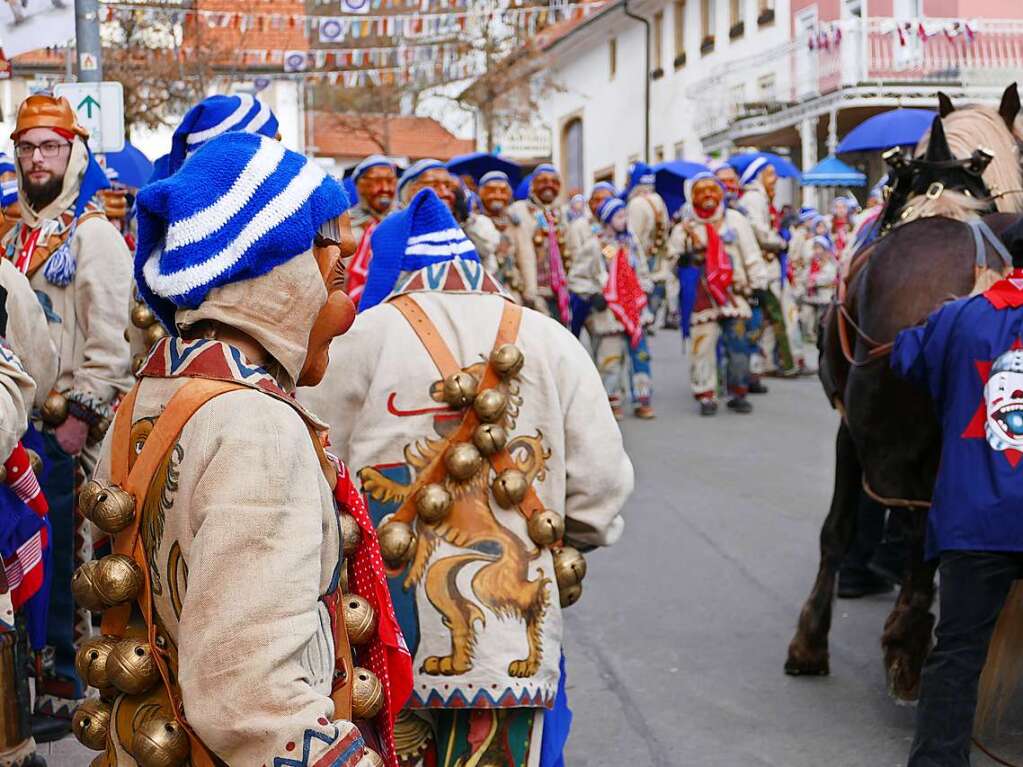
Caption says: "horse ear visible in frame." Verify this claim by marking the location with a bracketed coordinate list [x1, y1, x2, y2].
[999, 82, 1021, 129]
[938, 92, 956, 118]
[925, 116, 954, 162]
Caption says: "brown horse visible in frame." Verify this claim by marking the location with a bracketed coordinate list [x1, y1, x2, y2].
[784, 83, 1023, 702]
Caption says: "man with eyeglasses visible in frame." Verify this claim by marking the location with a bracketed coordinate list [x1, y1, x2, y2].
[3, 93, 132, 734]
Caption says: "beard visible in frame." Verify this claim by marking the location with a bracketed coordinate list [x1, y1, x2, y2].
[484, 200, 505, 214]
[24, 173, 64, 212]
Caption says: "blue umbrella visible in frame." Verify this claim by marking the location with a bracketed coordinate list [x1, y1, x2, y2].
[651, 160, 711, 217]
[728, 151, 801, 180]
[802, 155, 867, 187]
[514, 173, 533, 201]
[101, 141, 153, 190]
[837, 109, 936, 153]
[447, 152, 521, 185]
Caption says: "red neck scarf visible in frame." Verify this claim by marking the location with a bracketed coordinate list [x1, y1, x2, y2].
[346, 219, 379, 309]
[604, 245, 648, 348]
[694, 206, 733, 307]
[984, 268, 1023, 309]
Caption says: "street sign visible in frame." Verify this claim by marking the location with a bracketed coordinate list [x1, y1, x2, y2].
[53, 81, 124, 153]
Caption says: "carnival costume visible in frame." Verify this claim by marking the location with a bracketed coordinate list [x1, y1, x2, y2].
[300, 189, 632, 767]
[625, 164, 675, 326]
[0, 260, 58, 767]
[3, 94, 133, 720]
[797, 235, 838, 350]
[568, 196, 655, 418]
[77, 132, 397, 766]
[347, 155, 397, 308]
[507, 165, 573, 325]
[673, 173, 766, 415]
[738, 158, 799, 376]
[476, 170, 525, 300]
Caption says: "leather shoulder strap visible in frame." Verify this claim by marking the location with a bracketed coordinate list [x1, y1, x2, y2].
[389, 294, 461, 377]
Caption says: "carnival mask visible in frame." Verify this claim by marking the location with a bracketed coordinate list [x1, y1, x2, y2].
[715, 167, 740, 197]
[588, 189, 612, 219]
[480, 181, 511, 215]
[691, 178, 723, 216]
[984, 348, 1023, 453]
[298, 214, 357, 387]
[407, 168, 456, 212]
[761, 165, 778, 200]
[533, 172, 561, 205]
[610, 208, 629, 233]
[356, 166, 397, 216]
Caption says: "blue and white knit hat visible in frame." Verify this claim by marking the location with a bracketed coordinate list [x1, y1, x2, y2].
[799, 206, 819, 223]
[360, 188, 479, 313]
[739, 156, 770, 186]
[135, 132, 349, 330]
[533, 163, 559, 177]
[398, 158, 444, 199]
[813, 234, 835, 251]
[0, 152, 14, 177]
[0, 152, 16, 208]
[598, 196, 626, 224]
[591, 181, 617, 197]
[352, 154, 395, 183]
[479, 170, 511, 188]
[166, 94, 279, 178]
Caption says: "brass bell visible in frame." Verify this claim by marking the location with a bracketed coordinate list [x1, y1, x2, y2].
[340, 513, 362, 557]
[89, 487, 136, 534]
[75, 635, 120, 690]
[78, 479, 105, 518]
[492, 469, 528, 509]
[130, 302, 156, 329]
[415, 483, 453, 524]
[490, 344, 524, 378]
[527, 510, 565, 547]
[343, 594, 378, 645]
[26, 449, 42, 476]
[473, 423, 507, 456]
[442, 371, 478, 409]
[144, 322, 168, 348]
[107, 638, 159, 695]
[72, 698, 113, 751]
[71, 560, 107, 612]
[473, 389, 508, 423]
[553, 546, 587, 589]
[132, 353, 148, 376]
[444, 443, 482, 482]
[93, 554, 143, 607]
[559, 582, 583, 608]
[377, 521, 416, 568]
[131, 713, 191, 767]
[351, 667, 385, 719]
[41, 392, 69, 425]
[361, 749, 385, 767]
[89, 416, 112, 445]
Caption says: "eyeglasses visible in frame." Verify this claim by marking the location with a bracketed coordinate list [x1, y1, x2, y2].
[14, 141, 71, 160]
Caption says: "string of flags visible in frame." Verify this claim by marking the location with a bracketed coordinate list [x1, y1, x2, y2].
[808, 18, 978, 51]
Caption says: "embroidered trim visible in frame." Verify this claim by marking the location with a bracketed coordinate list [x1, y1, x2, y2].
[388, 255, 510, 302]
[65, 389, 114, 426]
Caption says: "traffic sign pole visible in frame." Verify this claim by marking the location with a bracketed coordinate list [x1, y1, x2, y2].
[74, 0, 103, 82]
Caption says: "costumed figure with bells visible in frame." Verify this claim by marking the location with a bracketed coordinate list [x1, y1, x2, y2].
[507, 164, 574, 326]
[3, 94, 133, 725]
[345, 155, 397, 309]
[567, 196, 656, 420]
[673, 171, 766, 417]
[300, 188, 633, 767]
[77, 132, 405, 766]
[796, 235, 838, 352]
[565, 182, 614, 339]
[477, 170, 526, 301]
[625, 163, 676, 329]
[0, 260, 60, 767]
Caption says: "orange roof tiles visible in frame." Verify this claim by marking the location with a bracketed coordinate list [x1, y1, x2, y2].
[311, 112, 473, 162]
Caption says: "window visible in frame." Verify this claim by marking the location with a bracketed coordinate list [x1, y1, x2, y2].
[700, 0, 716, 54]
[729, 0, 744, 39]
[673, 1, 687, 68]
[654, 145, 666, 163]
[593, 166, 615, 186]
[609, 37, 617, 80]
[758, 73, 777, 102]
[674, 141, 687, 159]
[757, 0, 774, 26]
[652, 12, 665, 77]
[562, 118, 584, 192]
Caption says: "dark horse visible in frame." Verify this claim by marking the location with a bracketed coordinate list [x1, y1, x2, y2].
[784, 84, 1023, 702]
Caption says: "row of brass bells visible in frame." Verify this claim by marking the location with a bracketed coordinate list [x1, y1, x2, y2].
[378, 519, 416, 568]
[130, 301, 156, 329]
[132, 712, 191, 767]
[351, 667, 385, 719]
[343, 594, 378, 645]
[107, 637, 160, 695]
[145, 322, 169, 348]
[72, 554, 143, 612]
[442, 371, 478, 409]
[75, 635, 120, 691]
[492, 469, 528, 509]
[340, 513, 361, 557]
[473, 423, 507, 456]
[473, 389, 508, 423]
[72, 698, 113, 750]
[554, 546, 587, 608]
[79, 480, 136, 535]
[490, 344, 524, 378]
[40, 392, 69, 426]
[445, 443, 482, 482]
[527, 510, 565, 547]
[415, 483, 452, 524]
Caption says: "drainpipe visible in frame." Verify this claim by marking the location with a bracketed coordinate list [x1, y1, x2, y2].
[623, 0, 651, 164]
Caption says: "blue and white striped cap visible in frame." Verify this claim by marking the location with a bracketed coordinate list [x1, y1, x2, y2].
[398, 158, 445, 199]
[352, 154, 395, 183]
[479, 170, 511, 187]
[0, 179, 16, 208]
[598, 196, 626, 224]
[0, 152, 15, 177]
[360, 188, 479, 312]
[739, 156, 770, 186]
[534, 163, 559, 177]
[136, 132, 349, 330]
[591, 181, 617, 197]
[168, 94, 279, 177]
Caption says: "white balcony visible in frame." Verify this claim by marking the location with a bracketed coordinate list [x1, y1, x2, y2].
[688, 17, 1023, 146]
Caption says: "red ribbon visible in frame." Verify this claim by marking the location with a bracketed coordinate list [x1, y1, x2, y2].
[346, 220, 378, 309]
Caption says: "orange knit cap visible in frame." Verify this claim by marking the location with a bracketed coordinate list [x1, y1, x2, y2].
[12, 94, 89, 141]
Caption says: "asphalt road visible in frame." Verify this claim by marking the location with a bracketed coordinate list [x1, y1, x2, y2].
[46, 330, 1023, 766]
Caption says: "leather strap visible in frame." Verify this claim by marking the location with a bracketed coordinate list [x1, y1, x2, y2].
[388, 296, 547, 526]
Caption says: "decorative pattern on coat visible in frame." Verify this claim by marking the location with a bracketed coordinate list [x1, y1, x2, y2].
[360, 362, 553, 680]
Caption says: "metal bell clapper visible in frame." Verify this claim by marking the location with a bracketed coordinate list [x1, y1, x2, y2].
[527, 510, 565, 547]
[553, 546, 587, 589]
[472, 423, 507, 456]
[442, 371, 478, 408]
[377, 520, 417, 568]
[490, 344, 524, 377]
[473, 389, 508, 423]
[415, 483, 453, 524]
[444, 443, 483, 482]
[492, 469, 528, 508]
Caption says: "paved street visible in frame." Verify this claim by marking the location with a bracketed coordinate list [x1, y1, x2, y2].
[45, 330, 1023, 766]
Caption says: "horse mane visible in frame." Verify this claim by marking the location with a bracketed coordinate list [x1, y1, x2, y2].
[915, 105, 1023, 214]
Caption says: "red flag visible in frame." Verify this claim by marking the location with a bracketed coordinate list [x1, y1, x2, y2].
[604, 246, 648, 349]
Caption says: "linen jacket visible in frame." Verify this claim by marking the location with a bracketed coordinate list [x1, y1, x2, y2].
[300, 266, 632, 712]
[0, 259, 57, 410]
[506, 199, 573, 310]
[738, 185, 785, 285]
[627, 189, 671, 281]
[568, 230, 652, 337]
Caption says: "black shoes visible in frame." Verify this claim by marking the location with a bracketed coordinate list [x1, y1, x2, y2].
[748, 379, 769, 395]
[699, 400, 718, 417]
[727, 397, 753, 414]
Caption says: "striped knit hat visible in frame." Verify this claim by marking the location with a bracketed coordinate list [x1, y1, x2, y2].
[135, 132, 349, 330]
[352, 154, 395, 183]
[598, 196, 626, 224]
[360, 188, 479, 312]
[739, 156, 770, 186]
[166, 94, 279, 178]
[479, 170, 511, 188]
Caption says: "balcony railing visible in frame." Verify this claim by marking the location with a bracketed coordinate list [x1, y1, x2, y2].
[687, 17, 1023, 140]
